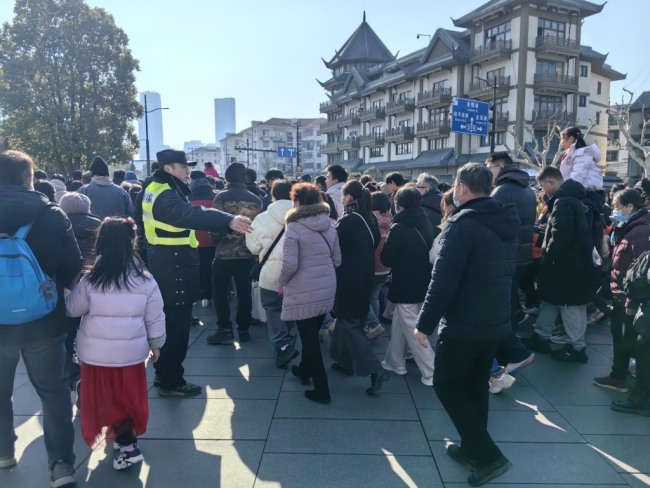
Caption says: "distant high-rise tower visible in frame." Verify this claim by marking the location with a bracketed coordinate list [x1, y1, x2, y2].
[214, 98, 236, 146]
[138, 91, 165, 160]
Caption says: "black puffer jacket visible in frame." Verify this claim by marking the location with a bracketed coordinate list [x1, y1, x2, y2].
[538, 179, 600, 306]
[421, 189, 443, 238]
[0, 186, 82, 345]
[381, 206, 434, 304]
[68, 213, 102, 270]
[416, 197, 519, 340]
[136, 170, 234, 306]
[335, 208, 380, 318]
[491, 166, 536, 266]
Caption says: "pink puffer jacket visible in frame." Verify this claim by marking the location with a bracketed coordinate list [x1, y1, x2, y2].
[66, 270, 166, 367]
[373, 210, 392, 274]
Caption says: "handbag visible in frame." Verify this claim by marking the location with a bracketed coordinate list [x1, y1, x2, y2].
[250, 228, 285, 281]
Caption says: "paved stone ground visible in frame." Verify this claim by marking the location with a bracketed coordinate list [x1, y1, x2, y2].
[1, 304, 649, 487]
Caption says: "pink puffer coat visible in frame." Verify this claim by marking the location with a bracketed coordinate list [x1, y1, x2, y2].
[560, 143, 603, 191]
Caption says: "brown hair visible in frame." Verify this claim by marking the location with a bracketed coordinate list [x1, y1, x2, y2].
[0, 150, 34, 186]
[290, 183, 323, 206]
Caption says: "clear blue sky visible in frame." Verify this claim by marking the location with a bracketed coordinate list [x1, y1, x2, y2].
[1, 0, 646, 150]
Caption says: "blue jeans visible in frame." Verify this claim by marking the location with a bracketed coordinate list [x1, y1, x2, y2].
[0, 334, 75, 470]
[366, 275, 389, 328]
[260, 288, 295, 350]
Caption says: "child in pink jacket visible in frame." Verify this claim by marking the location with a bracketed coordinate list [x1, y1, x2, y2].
[66, 217, 166, 471]
[559, 126, 603, 191]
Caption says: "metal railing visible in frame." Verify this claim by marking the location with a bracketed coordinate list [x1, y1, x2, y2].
[471, 39, 512, 58]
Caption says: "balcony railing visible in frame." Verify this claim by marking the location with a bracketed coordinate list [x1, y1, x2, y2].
[535, 35, 579, 55]
[470, 39, 513, 62]
[467, 76, 510, 99]
[321, 141, 340, 153]
[338, 112, 361, 127]
[339, 136, 360, 151]
[359, 134, 386, 147]
[416, 120, 450, 137]
[320, 120, 339, 133]
[319, 100, 339, 113]
[417, 87, 452, 107]
[532, 110, 576, 128]
[385, 126, 415, 142]
[385, 98, 416, 115]
[495, 111, 510, 130]
[359, 106, 386, 121]
[534, 73, 578, 92]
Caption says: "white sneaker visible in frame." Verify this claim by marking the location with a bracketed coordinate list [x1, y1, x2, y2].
[489, 373, 516, 394]
[201, 299, 209, 308]
[381, 360, 407, 375]
[420, 376, 433, 387]
[505, 353, 535, 374]
[367, 324, 386, 340]
[0, 457, 16, 469]
[113, 445, 144, 471]
[550, 333, 570, 344]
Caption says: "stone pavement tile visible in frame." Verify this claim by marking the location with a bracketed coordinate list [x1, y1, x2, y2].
[430, 441, 626, 485]
[281, 367, 410, 394]
[591, 344, 615, 360]
[521, 359, 626, 406]
[444, 484, 629, 487]
[585, 435, 650, 474]
[142, 398, 275, 440]
[557, 405, 650, 435]
[148, 375, 282, 400]
[254, 453, 442, 487]
[186, 340, 277, 358]
[587, 326, 615, 346]
[198, 325, 274, 343]
[557, 404, 649, 436]
[274, 391, 419, 421]
[13, 373, 29, 391]
[182, 357, 285, 377]
[78, 440, 264, 488]
[621, 473, 650, 487]
[265, 419, 431, 455]
[0, 415, 93, 488]
[420, 409, 583, 443]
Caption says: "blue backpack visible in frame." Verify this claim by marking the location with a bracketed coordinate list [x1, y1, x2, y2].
[0, 221, 58, 325]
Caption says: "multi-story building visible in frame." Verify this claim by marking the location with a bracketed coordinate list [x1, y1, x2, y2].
[138, 91, 167, 160]
[220, 118, 327, 177]
[318, 2, 625, 180]
[606, 110, 629, 178]
[214, 98, 236, 146]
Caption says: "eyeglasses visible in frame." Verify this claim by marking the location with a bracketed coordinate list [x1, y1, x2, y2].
[415, 186, 428, 190]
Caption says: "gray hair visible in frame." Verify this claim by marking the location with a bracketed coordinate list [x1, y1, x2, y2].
[416, 173, 439, 191]
[455, 163, 492, 196]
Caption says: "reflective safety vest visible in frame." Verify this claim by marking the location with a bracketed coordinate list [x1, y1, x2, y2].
[142, 181, 198, 247]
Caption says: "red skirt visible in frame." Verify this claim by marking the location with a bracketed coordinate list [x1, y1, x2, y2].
[80, 362, 149, 447]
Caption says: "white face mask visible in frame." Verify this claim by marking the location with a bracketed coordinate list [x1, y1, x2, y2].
[453, 185, 463, 208]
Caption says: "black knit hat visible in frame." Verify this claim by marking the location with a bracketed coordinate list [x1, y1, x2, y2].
[89, 156, 109, 177]
[225, 162, 246, 183]
[190, 170, 206, 180]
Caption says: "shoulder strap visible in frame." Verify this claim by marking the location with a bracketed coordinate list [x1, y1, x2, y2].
[260, 228, 285, 267]
[352, 212, 375, 246]
[398, 223, 430, 252]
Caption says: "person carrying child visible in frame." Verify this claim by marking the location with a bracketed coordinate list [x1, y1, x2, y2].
[66, 217, 166, 470]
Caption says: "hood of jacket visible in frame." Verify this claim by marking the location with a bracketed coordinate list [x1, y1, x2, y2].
[555, 178, 586, 200]
[90, 175, 113, 187]
[393, 206, 429, 230]
[374, 210, 392, 235]
[189, 178, 215, 200]
[286, 203, 331, 232]
[267, 199, 293, 226]
[495, 166, 530, 188]
[421, 188, 442, 212]
[152, 169, 191, 197]
[572, 143, 602, 163]
[0, 185, 50, 231]
[450, 196, 519, 243]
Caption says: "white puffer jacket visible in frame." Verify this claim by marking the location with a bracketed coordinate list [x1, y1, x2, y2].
[560, 143, 604, 191]
[66, 269, 166, 367]
[246, 199, 293, 292]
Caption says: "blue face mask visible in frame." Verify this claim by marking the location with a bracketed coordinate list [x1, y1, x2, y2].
[453, 186, 462, 208]
[612, 209, 631, 223]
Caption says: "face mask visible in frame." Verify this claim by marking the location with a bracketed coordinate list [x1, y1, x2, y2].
[453, 186, 462, 208]
[612, 209, 631, 223]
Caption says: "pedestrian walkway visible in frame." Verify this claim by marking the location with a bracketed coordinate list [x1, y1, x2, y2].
[1, 305, 648, 487]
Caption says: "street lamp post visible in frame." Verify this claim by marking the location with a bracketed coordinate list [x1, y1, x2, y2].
[144, 94, 169, 176]
[476, 76, 498, 154]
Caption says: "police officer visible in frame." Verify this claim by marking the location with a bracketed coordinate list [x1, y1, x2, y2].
[137, 149, 252, 397]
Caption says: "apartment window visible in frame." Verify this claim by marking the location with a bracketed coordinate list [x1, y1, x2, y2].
[429, 138, 448, 150]
[486, 67, 505, 82]
[606, 150, 619, 162]
[596, 112, 601, 124]
[262, 130, 269, 136]
[494, 97, 508, 114]
[397, 119, 411, 128]
[370, 147, 384, 157]
[349, 131, 358, 138]
[395, 143, 412, 155]
[274, 132, 283, 140]
[432, 80, 448, 91]
[484, 21, 511, 44]
[372, 126, 382, 136]
[609, 130, 620, 140]
[536, 60, 564, 75]
[534, 95, 563, 115]
[480, 132, 505, 147]
[580, 65, 588, 77]
[372, 100, 384, 109]
[397, 90, 412, 101]
[538, 18, 566, 38]
[597, 81, 602, 95]
[430, 107, 449, 123]
[348, 150, 359, 159]
[262, 141, 270, 148]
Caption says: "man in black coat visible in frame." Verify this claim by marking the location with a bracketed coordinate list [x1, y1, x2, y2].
[135, 149, 253, 397]
[415, 163, 517, 486]
[415, 173, 443, 238]
[487, 152, 537, 372]
[0, 150, 82, 485]
[522, 167, 598, 364]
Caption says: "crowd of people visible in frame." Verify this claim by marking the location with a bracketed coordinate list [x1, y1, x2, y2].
[0, 125, 648, 487]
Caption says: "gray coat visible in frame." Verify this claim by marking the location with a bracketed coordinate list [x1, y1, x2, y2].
[79, 177, 134, 219]
[279, 203, 341, 321]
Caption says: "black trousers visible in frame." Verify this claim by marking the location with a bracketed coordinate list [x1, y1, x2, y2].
[297, 315, 329, 395]
[198, 247, 216, 300]
[636, 334, 650, 396]
[610, 302, 636, 381]
[153, 304, 192, 389]
[433, 335, 504, 467]
[212, 259, 254, 331]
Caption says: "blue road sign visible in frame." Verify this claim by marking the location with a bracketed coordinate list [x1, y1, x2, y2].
[451, 97, 490, 136]
[277, 146, 297, 158]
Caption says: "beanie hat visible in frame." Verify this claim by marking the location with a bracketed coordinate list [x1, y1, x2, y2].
[49, 178, 67, 203]
[190, 170, 206, 180]
[124, 171, 138, 181]
[89, 156, 109, 177]
[34, 170, 48, 180]
[224, 162, 246, 184]
[59, 192, 91, 215]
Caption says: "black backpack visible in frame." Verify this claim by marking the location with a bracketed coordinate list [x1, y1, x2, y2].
[624, 250, 650, 301]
